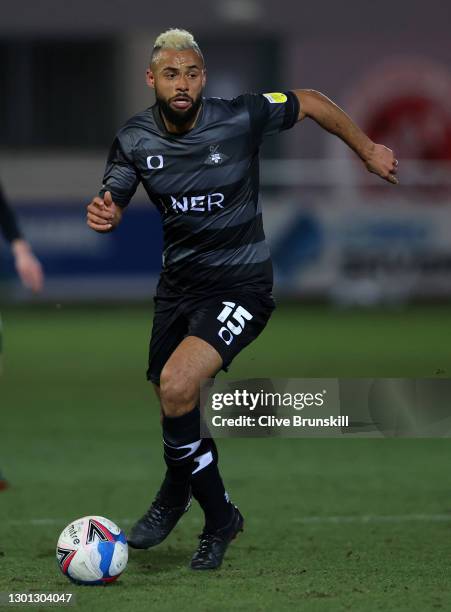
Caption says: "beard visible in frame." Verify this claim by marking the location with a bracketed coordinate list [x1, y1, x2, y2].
[156, 92, 203, 129]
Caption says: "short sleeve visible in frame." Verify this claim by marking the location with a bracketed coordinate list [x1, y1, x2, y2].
[239, 91, 299, 144]
[100, 132, 140, 208]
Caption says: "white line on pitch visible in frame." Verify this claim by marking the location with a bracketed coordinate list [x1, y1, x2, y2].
[4, 514, 451, 527]
[291, 514, 451, 524]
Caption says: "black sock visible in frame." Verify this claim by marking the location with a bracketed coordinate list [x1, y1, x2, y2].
[191, 438, 234, 531]
[158, 406, 201, 506]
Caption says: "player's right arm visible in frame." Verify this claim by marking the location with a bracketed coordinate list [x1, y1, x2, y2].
[86, 190, 123, 233]
[87, 132, 140, 233]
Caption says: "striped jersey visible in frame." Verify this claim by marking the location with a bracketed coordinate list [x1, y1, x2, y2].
[101, 91, 299, 295]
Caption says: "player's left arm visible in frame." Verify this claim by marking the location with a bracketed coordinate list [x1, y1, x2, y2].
[293, 89, 398, 184]
[0, 183, 44, 292]
[11, 239, 44, 293]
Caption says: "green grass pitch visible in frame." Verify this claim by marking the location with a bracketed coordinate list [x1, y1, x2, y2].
[1, 303, 451, 611]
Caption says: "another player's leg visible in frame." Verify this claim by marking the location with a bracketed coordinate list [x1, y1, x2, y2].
[0, 470, 8, 491]
[0, 316, 7, 491]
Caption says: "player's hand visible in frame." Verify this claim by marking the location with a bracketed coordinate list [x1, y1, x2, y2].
[12, 240, 44, 293]
[86, 191, 122, 233]
[364, 143, 399, 185]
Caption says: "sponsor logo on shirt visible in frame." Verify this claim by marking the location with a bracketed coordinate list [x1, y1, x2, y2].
[147, 155, 164, 169]
[263, 92, 287, 104]
[170, 193, 225, 213]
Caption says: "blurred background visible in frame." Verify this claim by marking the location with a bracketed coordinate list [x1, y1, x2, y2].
[2, 3, 451, 605]
[1, 0, 451, 304]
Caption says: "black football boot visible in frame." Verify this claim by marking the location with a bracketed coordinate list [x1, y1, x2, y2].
[128, 491, 191, 549]
[190, 505, 244, 570]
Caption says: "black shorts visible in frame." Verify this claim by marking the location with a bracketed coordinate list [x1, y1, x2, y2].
[146, 280, 275, 385]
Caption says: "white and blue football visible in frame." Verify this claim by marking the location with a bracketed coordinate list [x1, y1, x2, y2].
[56, 516, 128, 585]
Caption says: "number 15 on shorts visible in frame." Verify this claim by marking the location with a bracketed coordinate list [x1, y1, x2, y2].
[217, 301, 253, 345]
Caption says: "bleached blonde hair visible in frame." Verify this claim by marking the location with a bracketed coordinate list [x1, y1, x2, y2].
[151, 28, 204, 65]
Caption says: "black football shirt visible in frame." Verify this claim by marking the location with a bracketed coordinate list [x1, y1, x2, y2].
[0, 182, 22, 243]
[100, 91, 299, 295]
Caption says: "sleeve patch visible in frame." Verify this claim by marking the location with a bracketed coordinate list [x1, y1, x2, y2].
[263, 92, 288, 104]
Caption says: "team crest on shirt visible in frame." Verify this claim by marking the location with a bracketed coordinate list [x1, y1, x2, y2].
[204, 144, 229, 166]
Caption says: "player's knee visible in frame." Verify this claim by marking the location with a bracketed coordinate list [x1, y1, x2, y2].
[159, 366, 198, 417]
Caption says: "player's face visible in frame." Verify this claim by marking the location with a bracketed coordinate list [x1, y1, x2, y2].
[146, 49, 206, 128]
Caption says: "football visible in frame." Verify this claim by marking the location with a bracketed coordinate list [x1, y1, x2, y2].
[56, 516, 128, 585]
